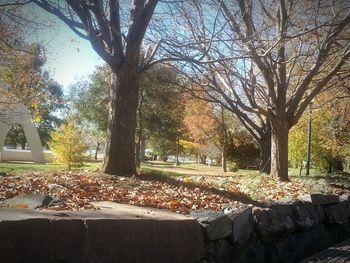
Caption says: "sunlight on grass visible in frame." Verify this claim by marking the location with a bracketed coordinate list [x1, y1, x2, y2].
[141, 161, 261, 178]
[0, 161, 102, 174]
[140, 161, 346, 202]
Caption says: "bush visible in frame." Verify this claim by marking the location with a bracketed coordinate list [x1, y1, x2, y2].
[49, 122, 88, 170]
[227, 161, 239, 172]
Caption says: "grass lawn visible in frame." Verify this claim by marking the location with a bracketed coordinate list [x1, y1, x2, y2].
[0, 161, 101, 174]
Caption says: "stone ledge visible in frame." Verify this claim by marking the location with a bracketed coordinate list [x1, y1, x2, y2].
[0, 203, 204, 263]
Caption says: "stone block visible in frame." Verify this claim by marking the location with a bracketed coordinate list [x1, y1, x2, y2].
[294, 202, 320, 230]
[299, 194, 340, 205]
[226, 206, 254, 244]
[324, 202, 350, 224]
[253, 207, 296, 241]
[190, 210, 232, 241]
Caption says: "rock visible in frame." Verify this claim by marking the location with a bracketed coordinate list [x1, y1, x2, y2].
[253, 207, 296, 241]
[4, 175, 21, 180]
[324, 202, 350, 224]
[291, 225, 330, 261]
[274, 198, 298, 206]
[1, 194, 54, 209]
[48, 183, 66, 191]
[299, 194, 340, 205]
[315, 205, 325, 222]
[212, 239, 233, 263]
[226, 206, 254, 244]
[294, 202, 320, 230]
[340, 193, 349, 202]
[190, 210, 232, 241]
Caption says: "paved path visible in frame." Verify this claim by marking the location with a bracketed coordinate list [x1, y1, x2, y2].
[300, 239, 350, 262]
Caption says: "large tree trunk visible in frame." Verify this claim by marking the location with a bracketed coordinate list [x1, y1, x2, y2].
[270, 121, 289, 181]
[199, 154, 207, 164]
[259, 131, 271, 174]
[102, 69, 139, 176]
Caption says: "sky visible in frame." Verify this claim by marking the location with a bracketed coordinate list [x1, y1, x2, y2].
[25, 3, 104, 93]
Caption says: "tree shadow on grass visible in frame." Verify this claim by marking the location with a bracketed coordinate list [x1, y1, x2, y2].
[139, 171, 265, 208]
[142, 161, 199, 171]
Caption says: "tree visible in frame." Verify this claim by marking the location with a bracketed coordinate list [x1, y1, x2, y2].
[289, 89, 350, 173]
[184, 96, 232, 172]
[2, 44, 64, 148]
[49, 121, 88, 170]
[5, 124, 26, 149]
[69, 65, 110, 133]
[227, 127, 260, 170]
[36, 81, 65, 147]
[68, 63, 185, 163]
[140, 66, 186, 163]
[159, 0, 350, 180]
[0, 3, 54, 118]
[31, 0, 160, 176]
[69, 65, 110, 159]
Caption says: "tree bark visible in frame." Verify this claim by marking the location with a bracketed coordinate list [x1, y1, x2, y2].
[102, 68, 139, 176]
[259, 131, 271, 174]
[222, 148, 227, 173]
[199, 154, 207, 164]
[270, 121, 289, 181]
[222, 140, 227, 172]
[94, 141, 100, 160]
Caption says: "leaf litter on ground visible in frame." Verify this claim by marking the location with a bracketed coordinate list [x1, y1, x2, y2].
[0, 170, 348, 213]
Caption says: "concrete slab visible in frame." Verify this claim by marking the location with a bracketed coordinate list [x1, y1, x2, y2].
[0, 201, 190, 221]
[0, 203, 205, 263]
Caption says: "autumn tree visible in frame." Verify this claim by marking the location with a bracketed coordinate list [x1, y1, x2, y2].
[184, 96, 232, 172]
[0, 18, 47, 111]
[158, 0, 350, 180]
[289, 88, 350, 173]
[49, 121, 88, 170]
[28, 0, 162, 176]
[0, 31, 64, 148]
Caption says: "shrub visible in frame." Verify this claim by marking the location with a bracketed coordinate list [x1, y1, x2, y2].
[49, 122, 88, 169]
[227, 161, 239, 172]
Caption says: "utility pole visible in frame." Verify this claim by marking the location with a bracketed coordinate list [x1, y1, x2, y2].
[306, 103, 313, 175]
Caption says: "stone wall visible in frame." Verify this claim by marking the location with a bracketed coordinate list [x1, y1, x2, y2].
[0, 203, 204, 263]
[191, 194, 350, 263]
[2, 194, 350, 262]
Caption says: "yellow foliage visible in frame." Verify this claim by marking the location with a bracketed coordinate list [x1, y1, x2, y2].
[49, 122, 88, 170]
